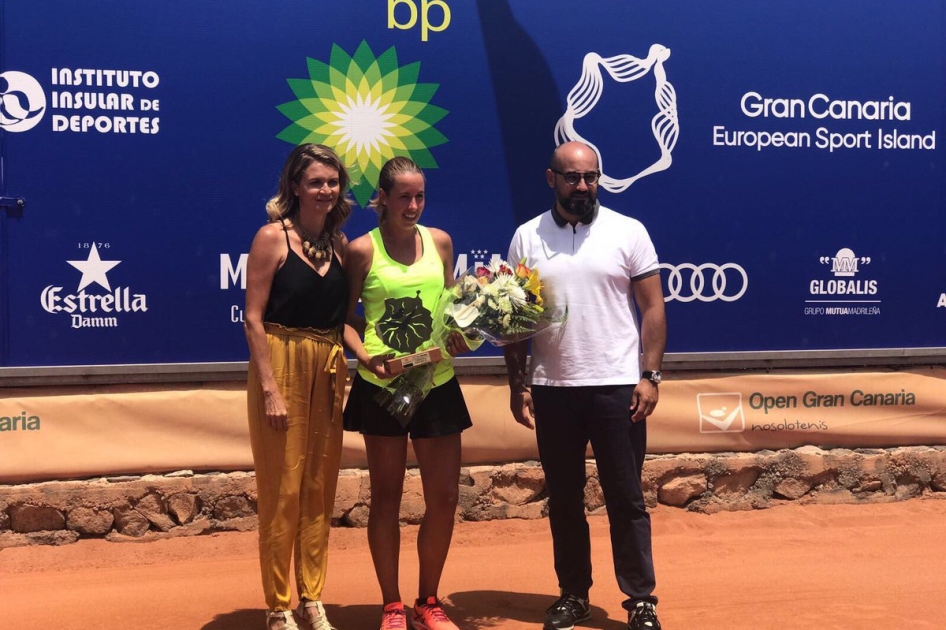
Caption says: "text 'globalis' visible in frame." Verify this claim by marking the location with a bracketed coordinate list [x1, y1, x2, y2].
[809, 280, 878, 295]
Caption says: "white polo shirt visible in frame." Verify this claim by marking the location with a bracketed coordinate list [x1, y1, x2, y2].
[507, 204, 660, 387]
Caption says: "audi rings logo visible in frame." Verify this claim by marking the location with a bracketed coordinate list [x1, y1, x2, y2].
[661, 262, 748, 303]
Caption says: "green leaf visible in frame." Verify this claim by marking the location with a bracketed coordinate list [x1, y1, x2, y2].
[286, 79, 318, 100]
[352, 40, 376, 72]
[305, 58, 331, 84]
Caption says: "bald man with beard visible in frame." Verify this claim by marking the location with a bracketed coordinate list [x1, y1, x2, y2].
[504, 142, 667, 630]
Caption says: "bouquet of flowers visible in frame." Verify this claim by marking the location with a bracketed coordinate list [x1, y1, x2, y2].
[375, 259, 566, 425]
[443, 259, 566, 345]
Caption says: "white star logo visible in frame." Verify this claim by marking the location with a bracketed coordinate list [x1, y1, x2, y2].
[67, 244, 121, 291]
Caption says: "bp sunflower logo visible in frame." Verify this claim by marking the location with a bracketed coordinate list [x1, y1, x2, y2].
[276, 41, 449, 207]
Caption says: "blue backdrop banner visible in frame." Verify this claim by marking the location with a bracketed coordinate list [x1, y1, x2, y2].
[0, 0, 943, 366]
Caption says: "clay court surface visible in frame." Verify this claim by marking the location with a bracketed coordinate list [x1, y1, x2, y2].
[2, 499, 944, 630]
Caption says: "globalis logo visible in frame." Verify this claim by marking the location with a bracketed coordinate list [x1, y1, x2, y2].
[276, 40, 448, 207]
[810, 247, 877, 296]
[804, 247, 880, 316]
[40, 243, 148, 328]
[0, 71, 46, 132]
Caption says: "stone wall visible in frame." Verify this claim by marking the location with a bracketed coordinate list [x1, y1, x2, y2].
[2, 445, 945, 548]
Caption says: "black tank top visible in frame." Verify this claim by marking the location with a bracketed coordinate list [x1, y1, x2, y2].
[263, 222, 348, 329]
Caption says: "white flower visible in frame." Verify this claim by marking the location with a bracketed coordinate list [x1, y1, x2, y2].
[445, 301, 481, 327]
[494, 275, 527, 303]
[487, 258, 514, 276]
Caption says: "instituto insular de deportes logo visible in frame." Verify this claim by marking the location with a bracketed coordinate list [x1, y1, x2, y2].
[275, 41, 448, 207]
[2, 67, 161, 135]
[0, 71, 46, 132]
[40, 243, 148, 329]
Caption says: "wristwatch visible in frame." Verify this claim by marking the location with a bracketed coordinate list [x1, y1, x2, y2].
[641, 370, 662, 386]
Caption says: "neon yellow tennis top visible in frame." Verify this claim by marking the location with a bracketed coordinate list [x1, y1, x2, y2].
[358, 225, 454, 387]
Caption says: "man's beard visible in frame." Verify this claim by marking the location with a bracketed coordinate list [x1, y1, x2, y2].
[558, 190, 596, 218]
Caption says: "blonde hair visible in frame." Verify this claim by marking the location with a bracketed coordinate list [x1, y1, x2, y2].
[265, 144, 352, 237]
[367, 156, 425, 224]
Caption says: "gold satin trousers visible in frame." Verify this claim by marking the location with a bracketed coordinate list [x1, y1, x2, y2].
[247, 324, 346, 611]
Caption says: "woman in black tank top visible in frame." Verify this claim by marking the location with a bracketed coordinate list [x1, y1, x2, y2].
[264, 220, 348, 329]
[244, 144, 354, 630]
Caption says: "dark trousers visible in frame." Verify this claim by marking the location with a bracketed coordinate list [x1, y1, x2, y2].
[532, 384, 657, 611]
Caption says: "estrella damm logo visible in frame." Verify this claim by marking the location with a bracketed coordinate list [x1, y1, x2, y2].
[276, 41, 449, 207]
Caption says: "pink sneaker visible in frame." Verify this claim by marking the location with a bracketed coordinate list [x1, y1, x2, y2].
[380, 602, 409, 630]
[411, 596, 459, 630]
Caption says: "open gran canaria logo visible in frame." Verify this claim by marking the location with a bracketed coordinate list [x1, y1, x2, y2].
[276, 40, 448, 207]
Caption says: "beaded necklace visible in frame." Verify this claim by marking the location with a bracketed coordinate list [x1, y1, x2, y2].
[295, 220, 331, 262]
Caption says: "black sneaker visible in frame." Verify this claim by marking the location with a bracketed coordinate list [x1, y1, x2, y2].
[627, 601, 661, 630]
[543, 592, 591, 630]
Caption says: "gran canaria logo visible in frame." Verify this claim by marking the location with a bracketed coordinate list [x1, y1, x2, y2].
[555, 44, 679, 193]
[276, 41, 448, 207]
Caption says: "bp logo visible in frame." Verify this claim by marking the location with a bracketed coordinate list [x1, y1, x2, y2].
[0, 71, 46, 132]
[276, 41, 448, 207]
